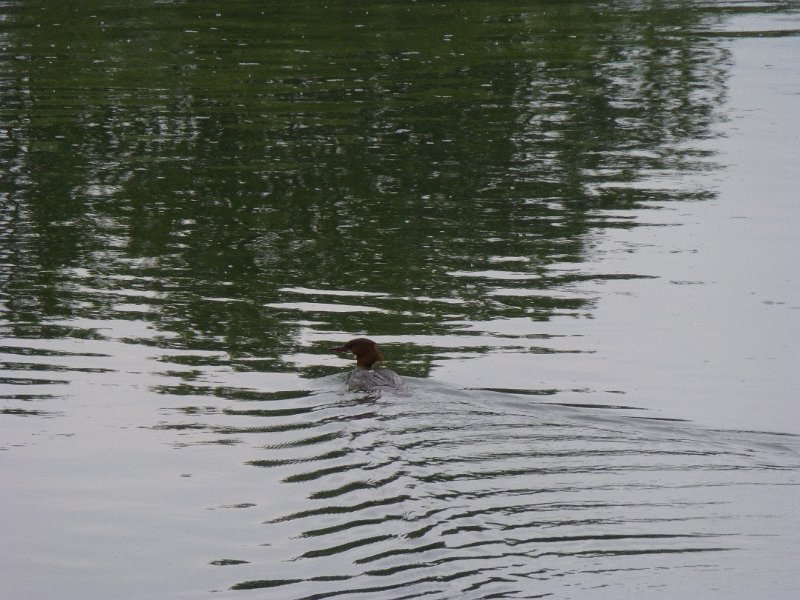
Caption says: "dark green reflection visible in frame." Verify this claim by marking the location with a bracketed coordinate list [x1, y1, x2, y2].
[0, 1, 727, 371]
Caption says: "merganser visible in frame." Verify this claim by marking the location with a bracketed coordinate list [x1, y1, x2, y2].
[331, 338, 403, 392]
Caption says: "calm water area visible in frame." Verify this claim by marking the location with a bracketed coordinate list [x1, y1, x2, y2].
[2, 1, 799, 598]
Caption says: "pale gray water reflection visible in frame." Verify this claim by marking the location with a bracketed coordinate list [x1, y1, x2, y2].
[2, 0, 800, 598]
[3, 337, 798, 598]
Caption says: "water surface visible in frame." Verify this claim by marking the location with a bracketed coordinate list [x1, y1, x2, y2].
[2, 1, 799, 598]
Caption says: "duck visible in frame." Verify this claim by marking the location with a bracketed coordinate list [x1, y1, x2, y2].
[331, 337, 404, 392]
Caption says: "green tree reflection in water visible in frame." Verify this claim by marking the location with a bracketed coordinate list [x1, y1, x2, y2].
[1, 0, 727, 374]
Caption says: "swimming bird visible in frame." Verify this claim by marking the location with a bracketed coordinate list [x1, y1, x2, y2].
[331, 338, 403, 391]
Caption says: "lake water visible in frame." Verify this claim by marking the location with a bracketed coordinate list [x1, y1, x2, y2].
[2, 1, 799, 598]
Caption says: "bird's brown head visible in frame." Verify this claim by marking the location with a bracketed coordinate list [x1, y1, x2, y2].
[331, 337, 385, 369]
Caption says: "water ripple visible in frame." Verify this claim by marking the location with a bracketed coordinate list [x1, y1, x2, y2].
[177, 384, 800, 598]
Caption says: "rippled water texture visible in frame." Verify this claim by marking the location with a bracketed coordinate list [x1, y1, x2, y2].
[2, 1, 799, 598]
